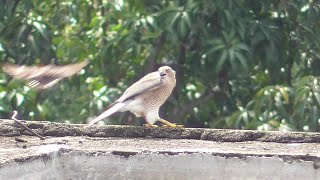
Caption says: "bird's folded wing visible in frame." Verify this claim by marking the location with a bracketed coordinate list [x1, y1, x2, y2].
[118, 71, 163, 102]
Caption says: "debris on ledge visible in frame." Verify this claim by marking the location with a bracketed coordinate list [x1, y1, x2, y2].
[0, 119, 320, 180]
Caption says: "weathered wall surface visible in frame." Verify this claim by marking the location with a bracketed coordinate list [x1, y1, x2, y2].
[1, 149, 319, 180]
[0, 120, 320, 180]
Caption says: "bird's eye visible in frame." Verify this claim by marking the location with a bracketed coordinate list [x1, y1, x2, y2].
[166, 69, 170, 72]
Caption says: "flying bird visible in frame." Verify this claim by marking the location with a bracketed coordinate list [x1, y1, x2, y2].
[3, 60, 89, 89]
[87, 66, 182, 128]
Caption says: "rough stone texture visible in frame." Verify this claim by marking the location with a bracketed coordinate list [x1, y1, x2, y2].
[0, 119, 320, 180]
[2, 119, 320, 143]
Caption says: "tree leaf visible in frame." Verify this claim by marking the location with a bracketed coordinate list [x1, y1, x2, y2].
[216, 49, 228, 72]
[33, 21, 49, 42]
[16, 93, 24, 106]
[234, 51, 248, 70]
[279, 87, 290, 104]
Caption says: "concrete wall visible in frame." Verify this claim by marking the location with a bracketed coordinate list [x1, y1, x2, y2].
[1, 150, 319, 180]
[1, 121, 320, 180]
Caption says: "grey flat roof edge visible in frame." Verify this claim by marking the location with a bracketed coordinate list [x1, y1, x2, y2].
[1, 119, 320, 143]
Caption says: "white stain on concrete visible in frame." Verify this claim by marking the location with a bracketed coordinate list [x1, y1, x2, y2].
[36, 144, 68, 154]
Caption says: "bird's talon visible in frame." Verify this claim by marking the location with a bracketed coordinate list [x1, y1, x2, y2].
[143, 124, 158, 128]
[161, 124, 184, 128]
[159, 119, 184, 128]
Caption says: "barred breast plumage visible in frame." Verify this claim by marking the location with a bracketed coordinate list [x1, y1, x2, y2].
[86, 66, 181, 128]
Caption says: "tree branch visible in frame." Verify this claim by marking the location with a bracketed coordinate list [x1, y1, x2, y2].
[11, 111, 46, 140]
[143, 32, 166, 74]
[173, 41, 186, 99]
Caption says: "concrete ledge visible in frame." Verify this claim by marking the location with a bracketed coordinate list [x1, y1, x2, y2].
[1, 119, 320, 143]
[0, 119, 320, 179]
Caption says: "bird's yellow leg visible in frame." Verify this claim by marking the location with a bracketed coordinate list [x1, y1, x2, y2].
[159, 119, 184, 128]
[142, 115, 158, 128]
[143, 123, 158, 128]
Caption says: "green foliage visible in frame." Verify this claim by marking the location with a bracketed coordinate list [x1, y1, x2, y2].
[1, 0, 320, 131]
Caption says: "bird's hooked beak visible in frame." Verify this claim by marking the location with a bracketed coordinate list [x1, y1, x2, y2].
[160, 71, 166, 77]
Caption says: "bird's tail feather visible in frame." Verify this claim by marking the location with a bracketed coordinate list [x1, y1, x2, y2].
[86, 102, 126, 127]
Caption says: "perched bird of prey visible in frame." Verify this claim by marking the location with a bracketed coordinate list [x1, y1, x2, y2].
[87, 66, 182, 128]
[3, 60, 89, 89]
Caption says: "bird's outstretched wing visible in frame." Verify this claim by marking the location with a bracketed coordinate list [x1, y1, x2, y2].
[118, 71, 164, 102]
[3, 60, 89, 89]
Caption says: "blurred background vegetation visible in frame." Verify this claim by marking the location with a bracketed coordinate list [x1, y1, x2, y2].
[1, 0, 320, 131]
